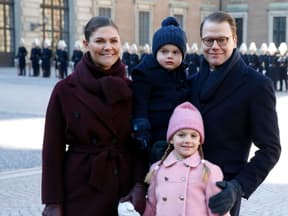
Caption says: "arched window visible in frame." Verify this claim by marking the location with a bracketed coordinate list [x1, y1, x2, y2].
[0, 0, 14, 66]
[41, 0, 69, 51]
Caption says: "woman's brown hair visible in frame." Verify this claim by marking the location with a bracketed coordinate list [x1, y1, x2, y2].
[84, 16, 119, 41]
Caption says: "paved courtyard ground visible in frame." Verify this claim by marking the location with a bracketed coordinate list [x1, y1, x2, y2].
[0, 67, 287, 215]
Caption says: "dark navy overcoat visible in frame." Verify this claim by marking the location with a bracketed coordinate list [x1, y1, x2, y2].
[188, 50, 281, 198]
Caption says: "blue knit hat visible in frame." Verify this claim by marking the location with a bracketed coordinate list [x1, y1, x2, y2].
[152, 16, 187, 58]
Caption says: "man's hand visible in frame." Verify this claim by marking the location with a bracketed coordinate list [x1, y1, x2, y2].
[208, 180, 243, 215]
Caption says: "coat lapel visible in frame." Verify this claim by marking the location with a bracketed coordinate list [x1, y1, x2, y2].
[201, 63, 248, 115]
[69, 78, 118, 136]
[192, 52, 249, 115]
[66, 54, 131, 136]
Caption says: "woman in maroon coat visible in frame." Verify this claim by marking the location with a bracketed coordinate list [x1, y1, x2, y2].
[42, 16, 147, 216]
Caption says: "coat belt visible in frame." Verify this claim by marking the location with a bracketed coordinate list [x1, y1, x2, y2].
[68, 145, 130, 193]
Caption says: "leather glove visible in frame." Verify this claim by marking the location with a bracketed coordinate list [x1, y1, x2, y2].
[208, 180, 243, 215]
[133, 130, 151, 152]
[119, 183, 147, 214]
[149, 140, 168, 163]
[42, 204, 63, 216]
[132, 118, 151, 152]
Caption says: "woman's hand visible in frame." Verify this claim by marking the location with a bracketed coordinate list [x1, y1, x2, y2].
[120, 183, 147, 214]
[42, 204, 63, 216]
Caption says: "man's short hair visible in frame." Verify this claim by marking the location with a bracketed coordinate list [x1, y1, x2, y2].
[200, 11, 237, 38]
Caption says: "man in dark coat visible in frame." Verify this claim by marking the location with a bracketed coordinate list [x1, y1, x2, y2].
[266, 46, 279, 91]
[41, 39, 53, 78]
[71, 40, 83, 70]
[247, 42, 260, 71]
[278, 43, 288, 91]
[56, 40, 69, 79]
[30, 38, 42, 77]
[258, 43, 269, 75]
[188, 11, 281, 216]
[128, 44, 140, 78]
[184, 43, 200, 77]
[121, 42, 131, 77]
[16, 39, 28, 76]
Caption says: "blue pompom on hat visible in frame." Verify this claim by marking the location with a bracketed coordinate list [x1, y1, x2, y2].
[152, 16, 187, 58]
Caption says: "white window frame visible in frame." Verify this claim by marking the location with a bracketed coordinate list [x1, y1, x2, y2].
[268, 10, 288, 44]
[229, 11, 248, 45]
[135, 2, 154, 46]
[94, 0, 115, 20]
[169, 2, 188, 31]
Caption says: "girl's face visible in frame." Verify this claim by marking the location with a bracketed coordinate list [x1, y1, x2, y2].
[170, 128, 201, 159]
[156, 44, 183, 70]
[83, 26, 121, 70]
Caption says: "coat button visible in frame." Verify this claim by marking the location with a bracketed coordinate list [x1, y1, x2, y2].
[181, 176, 185, 181]
[179, 195, 184, 201]
[162, 197, 167, 202]
[90, 138, 97, 145]
[111, 137, 118, 144]
[73, 111, 80, 119]
[164, 176, 169, 181]
[113, 169, 118, 176]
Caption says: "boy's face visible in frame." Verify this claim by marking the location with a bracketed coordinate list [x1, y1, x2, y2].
[170, 128, 201, 159]
[156, 44, 183, 70]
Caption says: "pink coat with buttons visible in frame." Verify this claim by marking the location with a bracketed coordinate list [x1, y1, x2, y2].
[143, 151, 230, 216]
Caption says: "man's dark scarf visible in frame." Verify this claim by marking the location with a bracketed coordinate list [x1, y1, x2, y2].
[198, 49, 241, 103]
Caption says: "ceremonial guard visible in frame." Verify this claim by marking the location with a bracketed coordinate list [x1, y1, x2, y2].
[30, 38, 42, 76]
[128, 43, 140, 78]
[266, 42, 279, 90]
[184, 42, 200, 77]
[16, 38, 28, 76]
[71, 40, 83, 69]
[258, 43, 269, 75]
[41, 39, 53, 78]
[247, 42, 260, 71]
[56, 40, 69, 79]
[121, 42, 131, 76]
[239, 42, 249, 65]
[278, 42, 288, 91]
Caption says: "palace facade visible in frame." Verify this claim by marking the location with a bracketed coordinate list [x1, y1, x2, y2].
[1, 0, 288, 66]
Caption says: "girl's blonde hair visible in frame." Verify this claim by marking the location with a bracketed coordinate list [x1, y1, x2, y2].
[144, 143, 174, 184]
[144, 143, 210, 184]
[198, 145, 210, 183]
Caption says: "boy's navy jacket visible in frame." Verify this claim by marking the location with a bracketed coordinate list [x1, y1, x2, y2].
[132, 54, 188, 145]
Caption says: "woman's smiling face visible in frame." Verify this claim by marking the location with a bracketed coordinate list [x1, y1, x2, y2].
[84, 26, 121, 70]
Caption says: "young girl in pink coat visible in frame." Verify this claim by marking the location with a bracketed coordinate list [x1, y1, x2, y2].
[143, 102, 230, 216]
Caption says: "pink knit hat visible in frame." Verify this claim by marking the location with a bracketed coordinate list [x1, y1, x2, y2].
[166, 102, 204, 144]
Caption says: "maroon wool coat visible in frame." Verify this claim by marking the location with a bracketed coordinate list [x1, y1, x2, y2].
[42, 54, 137, 216]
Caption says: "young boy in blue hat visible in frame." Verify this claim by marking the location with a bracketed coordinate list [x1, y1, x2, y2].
[131, 16, 189, 164]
